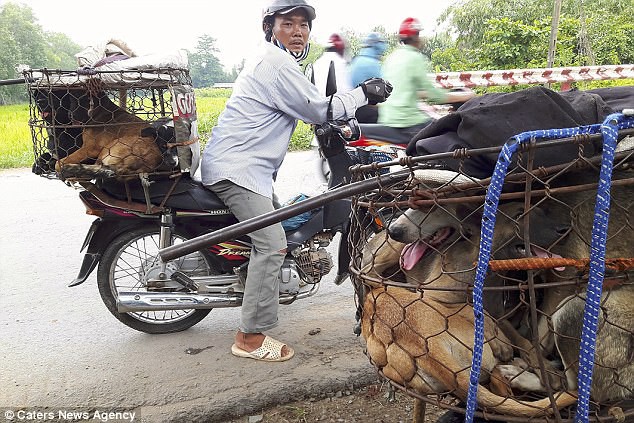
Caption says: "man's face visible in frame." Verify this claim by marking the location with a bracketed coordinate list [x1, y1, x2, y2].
[271, 9, 310, 54]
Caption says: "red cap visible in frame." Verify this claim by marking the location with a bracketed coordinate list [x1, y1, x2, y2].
[399, 17, 422, 39]
[327, 33, 345, 56]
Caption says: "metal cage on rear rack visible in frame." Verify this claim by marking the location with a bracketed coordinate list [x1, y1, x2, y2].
[25, 65, 199, 184]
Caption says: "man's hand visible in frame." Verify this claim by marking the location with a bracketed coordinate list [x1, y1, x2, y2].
[359, 78, 393, 105]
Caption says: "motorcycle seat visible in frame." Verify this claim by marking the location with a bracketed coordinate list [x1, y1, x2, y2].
[359, 124, 411, 144]
[98, 175, 228, 212]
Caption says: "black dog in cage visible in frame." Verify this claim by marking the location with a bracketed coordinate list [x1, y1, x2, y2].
[31, 88, 84, 175]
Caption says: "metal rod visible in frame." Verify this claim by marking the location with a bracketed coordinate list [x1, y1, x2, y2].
[0, 78, 28, 86]
[158, 170, 411, 262]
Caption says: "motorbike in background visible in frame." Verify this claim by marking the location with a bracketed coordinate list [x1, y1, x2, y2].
[314, 88, 474, 184]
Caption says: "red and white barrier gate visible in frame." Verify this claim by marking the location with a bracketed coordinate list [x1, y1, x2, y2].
[431, 64, 634, 89]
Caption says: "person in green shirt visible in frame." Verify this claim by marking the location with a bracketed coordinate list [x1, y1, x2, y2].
[366, 17, 474, 143]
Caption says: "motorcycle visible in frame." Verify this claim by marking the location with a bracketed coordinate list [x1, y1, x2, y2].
[67, 70, 380, 334]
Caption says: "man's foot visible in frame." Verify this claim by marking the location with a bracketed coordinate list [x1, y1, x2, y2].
[231, 331, 294, 362]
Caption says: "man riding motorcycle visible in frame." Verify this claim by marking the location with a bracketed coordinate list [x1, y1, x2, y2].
[362, 17, 474, 145]
[200, 0, 392, 362]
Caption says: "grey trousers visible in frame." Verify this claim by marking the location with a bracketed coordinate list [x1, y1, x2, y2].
[209, 180, 287, 333]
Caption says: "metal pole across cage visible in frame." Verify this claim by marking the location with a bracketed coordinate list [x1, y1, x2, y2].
[158, 170, 411, 262]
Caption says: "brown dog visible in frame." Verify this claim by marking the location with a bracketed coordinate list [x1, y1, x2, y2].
[55, 90, 174, 179]
[360, 201, 577, 417]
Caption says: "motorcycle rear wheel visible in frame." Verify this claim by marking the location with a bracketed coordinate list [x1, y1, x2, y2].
[97, 227, 217, 334]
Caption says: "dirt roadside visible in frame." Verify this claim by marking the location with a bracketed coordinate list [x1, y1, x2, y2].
[227, 382, 449, 423]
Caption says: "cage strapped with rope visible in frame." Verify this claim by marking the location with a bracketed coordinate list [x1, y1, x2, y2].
[349, 112, 634, 422]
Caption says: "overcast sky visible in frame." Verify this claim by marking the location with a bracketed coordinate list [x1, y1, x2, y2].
[9, 0, 456, 70]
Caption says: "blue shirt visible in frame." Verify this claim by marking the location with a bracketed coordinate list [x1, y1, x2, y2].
[349, 47, 383, 88]
[201, 42, 367, 198]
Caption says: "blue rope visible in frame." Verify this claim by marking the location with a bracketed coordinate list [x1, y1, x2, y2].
[464, 113, 634, 423]
[574, 113, 634, 422]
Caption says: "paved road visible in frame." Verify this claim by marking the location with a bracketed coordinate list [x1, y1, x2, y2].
[0, 151, 379, 422]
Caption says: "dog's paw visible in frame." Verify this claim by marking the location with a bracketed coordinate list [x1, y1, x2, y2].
[489, 338, 513, 363]
[496, 364, 545, 392]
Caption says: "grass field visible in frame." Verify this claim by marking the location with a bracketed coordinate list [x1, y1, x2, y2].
[0, 103, 33, 168]
[0, 90, 314, 170]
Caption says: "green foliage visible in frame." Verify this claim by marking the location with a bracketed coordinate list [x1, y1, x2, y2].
[476, 18, 544, 69]
[43, 32, 83, 70]
[436, 0, 634, 75]
[430, 45, 476, 72]
[195, 87, 234, 98]
[289, 121, 314, 151]
[188, 35, 231, 88]
[195, 96, 229, 148]
[0, 2, 81, 104]
[586, 14, 634, 65]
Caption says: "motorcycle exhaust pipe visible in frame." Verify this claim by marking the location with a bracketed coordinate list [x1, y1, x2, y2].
[116, 285, 319, 312]
[117, 292, 242, 312]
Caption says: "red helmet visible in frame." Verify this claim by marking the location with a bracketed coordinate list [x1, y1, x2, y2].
[399, 17, 422, 39]
[327, 33, 345, 56]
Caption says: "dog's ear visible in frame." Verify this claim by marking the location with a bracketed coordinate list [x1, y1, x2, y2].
[454, 203, 482, 239]
[140, 127, 157, 138]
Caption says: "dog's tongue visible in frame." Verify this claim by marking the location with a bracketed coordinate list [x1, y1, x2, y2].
[530, 245, 565, 271]
[401, 241, 429, 271]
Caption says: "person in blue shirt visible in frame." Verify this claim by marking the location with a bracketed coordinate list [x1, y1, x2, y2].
[349, 32, 387, 123]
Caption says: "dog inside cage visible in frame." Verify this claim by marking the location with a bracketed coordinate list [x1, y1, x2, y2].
[28, 69, 191, 181]
[349, 135, 634, 421]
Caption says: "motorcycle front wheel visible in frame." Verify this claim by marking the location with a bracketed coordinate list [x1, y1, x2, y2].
[97, 227, 217, 334]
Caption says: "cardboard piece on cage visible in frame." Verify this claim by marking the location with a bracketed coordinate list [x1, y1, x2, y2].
[407, 86, 634, 178]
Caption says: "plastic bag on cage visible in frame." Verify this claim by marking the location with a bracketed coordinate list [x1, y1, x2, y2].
[280, 193, 318, 231]
[170, 85, 200, 177]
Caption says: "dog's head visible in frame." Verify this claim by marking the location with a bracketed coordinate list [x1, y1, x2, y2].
[140, 118, 179, 170]
[492, 202, 570, 262]
[388, 202, 479, 271]
[33, 88, 73, 124]
[388, 201, 570, 272]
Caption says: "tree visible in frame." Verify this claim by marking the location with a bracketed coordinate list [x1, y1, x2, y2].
[0, 2, 82, 104]
[44, 32, 83, 70]
[188, 35, 229, 88]
[434, 0, 634, 72]
[228, 59, 245, 82]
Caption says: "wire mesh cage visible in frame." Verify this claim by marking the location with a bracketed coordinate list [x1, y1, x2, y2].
[346, 144, 406, 177]
[348, 126, 634, 422]
[25, 67, 198, 183]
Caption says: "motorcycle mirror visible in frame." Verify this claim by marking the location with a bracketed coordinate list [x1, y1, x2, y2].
[325, 61, 337, 97]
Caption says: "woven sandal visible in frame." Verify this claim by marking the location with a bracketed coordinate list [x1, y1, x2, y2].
[231, 336, 294, 362]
